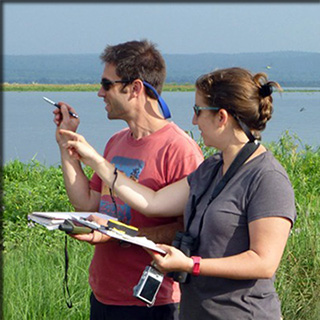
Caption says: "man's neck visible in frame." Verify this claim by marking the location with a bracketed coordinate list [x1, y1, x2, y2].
[122, 97, 170, 140]
[127, 117, 170, 140]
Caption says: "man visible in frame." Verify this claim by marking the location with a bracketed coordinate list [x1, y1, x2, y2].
[54, 39, 203, 320]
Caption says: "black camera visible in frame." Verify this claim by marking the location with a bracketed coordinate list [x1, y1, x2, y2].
[168, 231, 197, 283]
[133, 266, 164, 306]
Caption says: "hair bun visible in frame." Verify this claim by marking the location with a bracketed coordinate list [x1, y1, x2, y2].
[259, 83, 273, 98]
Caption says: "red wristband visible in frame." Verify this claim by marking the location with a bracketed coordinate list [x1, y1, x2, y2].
[191, 256, 201, 276]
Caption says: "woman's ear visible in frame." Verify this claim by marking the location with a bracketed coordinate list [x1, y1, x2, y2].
[218, 109, 229, 126]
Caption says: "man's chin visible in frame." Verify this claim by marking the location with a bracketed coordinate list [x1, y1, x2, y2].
[107, 113, 119, 120]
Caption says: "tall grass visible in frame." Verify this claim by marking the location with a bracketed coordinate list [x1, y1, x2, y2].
[2, 132, 320, 319]
[2, 161, 94, 319]
[268, 133, 320, 319]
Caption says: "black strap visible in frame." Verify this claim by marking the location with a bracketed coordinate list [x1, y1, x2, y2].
[63, 235, 73, 308]
[237, 118, 256, 143]
[208, 141, 259, 202]
[185, 161, 222, 232]
[187, 141, 260, 251]
[228, 110, 256, 143]
[109, 167, 118, 215]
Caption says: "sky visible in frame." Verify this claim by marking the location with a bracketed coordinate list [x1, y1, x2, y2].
[3, 2, 320, 56]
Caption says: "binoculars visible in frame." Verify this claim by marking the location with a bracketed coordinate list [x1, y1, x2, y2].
[168, 231, 197, 283]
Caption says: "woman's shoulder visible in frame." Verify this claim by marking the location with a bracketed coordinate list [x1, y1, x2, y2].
[199, 152, 222, 170]
[249, 150, 289, 178]
[188, 152, 222, 183]
[245, 150, 293, 195]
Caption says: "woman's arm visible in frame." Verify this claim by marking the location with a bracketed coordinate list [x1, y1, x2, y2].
[198, 216, 292, 279]
[150, 217, 292, 279]
[60, 129, 190, 217]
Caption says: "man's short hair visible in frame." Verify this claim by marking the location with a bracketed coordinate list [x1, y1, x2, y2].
[100, 39, 166, 95]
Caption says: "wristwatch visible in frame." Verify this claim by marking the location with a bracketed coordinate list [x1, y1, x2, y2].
[191, 256, 201, 276]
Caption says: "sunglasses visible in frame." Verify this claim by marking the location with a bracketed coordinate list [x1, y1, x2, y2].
[100, 78, 172, 119]
[193, 105, 220, 117]
[100, 78, 132, 91]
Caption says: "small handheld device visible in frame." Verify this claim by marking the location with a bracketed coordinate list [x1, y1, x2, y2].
[70, 216, 103, 230]
[133, 266, 164, 306]
[58, 220, 92, 234]
[43, 96, 78, 119]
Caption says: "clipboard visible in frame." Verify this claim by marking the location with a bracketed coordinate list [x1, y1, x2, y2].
[28, 212, 166, 254]
[70, 215, 166, 255]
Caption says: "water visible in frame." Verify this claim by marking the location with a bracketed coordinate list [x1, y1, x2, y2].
[3, 90, 320, 166]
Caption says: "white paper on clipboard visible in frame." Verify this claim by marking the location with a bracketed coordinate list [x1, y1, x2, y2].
[29, 211, 166, 255]
[69, 214, 166, 254]
[99, 228, 166, 255]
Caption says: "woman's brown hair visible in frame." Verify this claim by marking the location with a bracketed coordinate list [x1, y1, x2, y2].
[195, 67, 282, 137]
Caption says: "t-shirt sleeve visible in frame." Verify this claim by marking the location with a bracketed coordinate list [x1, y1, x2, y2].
[247, 170, 296, 225]
[187, 153, 221, 187]
[90, 172, 102, 193]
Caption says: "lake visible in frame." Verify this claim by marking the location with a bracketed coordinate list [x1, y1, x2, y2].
[3, 90, 320, 166]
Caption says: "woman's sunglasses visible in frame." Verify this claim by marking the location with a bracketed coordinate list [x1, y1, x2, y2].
[100, 78, 132, 91]
[193, 105, 220, 117]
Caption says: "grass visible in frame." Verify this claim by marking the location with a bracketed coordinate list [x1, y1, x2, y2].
[267, 134, 320, 319]
[2, 132, 320, 319]
[3, 218, 93, 319]
[2, 161, 95, 319]
[2, 82, 319, 92]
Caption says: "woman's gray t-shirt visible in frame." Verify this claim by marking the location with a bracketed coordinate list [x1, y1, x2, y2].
[180, 151, 296, 320]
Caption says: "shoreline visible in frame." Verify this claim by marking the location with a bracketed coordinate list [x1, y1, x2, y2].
[2, 83, 320, 92]
[1, 83, 195, 92]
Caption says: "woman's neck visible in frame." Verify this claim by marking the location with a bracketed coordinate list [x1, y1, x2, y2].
[221, 141, 266, 175]
[221, 143, 246, 174]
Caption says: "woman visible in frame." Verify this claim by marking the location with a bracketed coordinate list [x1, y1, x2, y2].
[60, 67, 296, 319]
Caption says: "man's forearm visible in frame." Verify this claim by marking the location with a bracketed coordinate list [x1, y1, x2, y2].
[60, 147, 97, 211]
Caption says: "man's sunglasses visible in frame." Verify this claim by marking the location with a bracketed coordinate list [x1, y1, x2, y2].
[100, 78, 132, 91]
[100, 78, 172, 119]
[193, 105, 220, 117]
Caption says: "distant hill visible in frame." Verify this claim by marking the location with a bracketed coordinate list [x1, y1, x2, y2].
[3, 51, 320, 87]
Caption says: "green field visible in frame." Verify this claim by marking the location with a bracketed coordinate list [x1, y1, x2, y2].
[2, 82, 320, 92]
[2, 133, 320, 319]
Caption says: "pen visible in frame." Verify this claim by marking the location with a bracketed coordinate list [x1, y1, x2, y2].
[43, 96, 79, 119]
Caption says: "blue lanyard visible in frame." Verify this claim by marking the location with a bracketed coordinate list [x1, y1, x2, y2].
[143, 81, 171, 119]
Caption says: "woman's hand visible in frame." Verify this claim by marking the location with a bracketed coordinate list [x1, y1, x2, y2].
[147, 244, 194, 275]
[59, 129, 105, 168]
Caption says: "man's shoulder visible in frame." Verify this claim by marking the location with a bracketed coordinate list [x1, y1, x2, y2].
[162, 123, 200, 148]
[111, 127, 130, 139]
[102, 128, 130, 155]
[107, 127, 130, 144]
[157, 123, 203, 163]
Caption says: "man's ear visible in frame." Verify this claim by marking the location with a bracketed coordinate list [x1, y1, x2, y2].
[131, 79, 144, 97]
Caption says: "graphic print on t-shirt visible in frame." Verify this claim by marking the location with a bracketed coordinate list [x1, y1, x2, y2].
[99, 156, 145, 224]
